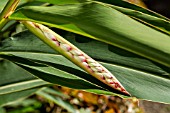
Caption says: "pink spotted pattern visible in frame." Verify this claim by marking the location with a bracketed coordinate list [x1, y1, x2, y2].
[32, 22, 129, 95]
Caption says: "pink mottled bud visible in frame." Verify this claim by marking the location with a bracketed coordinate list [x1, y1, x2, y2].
[102, 76, 105, 80]
[95, 73, 105, 80]
[51, 37, 57, 41]
[60, 43, 72, 51]
[89, 62, 101, 67]
[70, 50, 83, 56]
[86, 59, 95, 63]
[66, 52, 73, 58]
[44, 32, 55, 40]
[102, 73, 113, 79]
[74, 56, 86, 62]
[82, 62, 89, 68]
[116, 87, 121, 91]
[29, 22, 36, 27]
[114, 83, 120, 89]
[121, 88, 126, 92]
[91, 67, 99, 72]
[109, 81, 115, 84]
[26, 22, 130, 95]
[52, 40, 60, 46]
[105, 79, 113, 84]
[91, 66, 103, 72]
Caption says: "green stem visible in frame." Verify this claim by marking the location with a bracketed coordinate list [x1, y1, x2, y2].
[22, 21, 130, 96]
[0, 0, 20, 31]
[0, 18, 9, 31]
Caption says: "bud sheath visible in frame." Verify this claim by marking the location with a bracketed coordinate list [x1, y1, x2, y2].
[22, 21, 130, 95]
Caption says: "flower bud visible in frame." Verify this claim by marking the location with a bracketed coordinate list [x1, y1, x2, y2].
[70, 50, 83, 56]
[74, 56, 87, 62]
[60, 43, 72, 51]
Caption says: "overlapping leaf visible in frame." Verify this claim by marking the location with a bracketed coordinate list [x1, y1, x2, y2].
[0, 60, 49, 106]
[0, 30, 170, 103]
[32, 0, 170, 35]
[92, 0, 168, 20]
[0, 0, 8, 11]
[0, 33, 125, 96]
[1, 0, 170, 104]
[9, 1, 170, 68]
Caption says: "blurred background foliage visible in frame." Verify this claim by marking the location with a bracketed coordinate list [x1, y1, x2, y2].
[1, 0, 170, 113]
[2, 86, 142, 113]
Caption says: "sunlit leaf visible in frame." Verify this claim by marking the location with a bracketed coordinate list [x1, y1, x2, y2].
[9, 2, 170, 67]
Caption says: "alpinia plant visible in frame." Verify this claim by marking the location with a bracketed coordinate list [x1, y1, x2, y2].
[0, 0, 170, 108]
[22, 21, 129, 95]
[24, 21, 131, 95]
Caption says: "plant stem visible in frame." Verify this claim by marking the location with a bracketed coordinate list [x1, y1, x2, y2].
[22, 21, 130, 95]
[0, 19, 9, 31]
[0, 0, 20, 31]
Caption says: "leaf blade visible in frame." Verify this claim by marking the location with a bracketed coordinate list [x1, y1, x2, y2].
[1, 30, 170, 103]
[9, 2, 170, 67]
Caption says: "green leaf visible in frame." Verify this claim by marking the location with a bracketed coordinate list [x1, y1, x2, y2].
[36, 0, 170, 35]
[35, 0, 84, 5]
[0, 107, 6, 113]
[0, 60, 49, 106]
[0, 31, 127, 96]
[91, 1, 170, 35]
[36, 89, 76, 113]
[9, 2, 170, 68]
[0, 78, 48, 95]
[0, 30, 170, 103]
[6, 98, 41, 107]
[0, 88, 40, 107]
[109, 5, 170, 35]
[41, 87, 69, 98]
[0, 0, 8, 11]
[92, 0, 169, 20]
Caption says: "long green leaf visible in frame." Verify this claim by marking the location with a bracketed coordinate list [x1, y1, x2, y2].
[21, 0, 170, 35]
[109, 5, 170, 35]
[0, 60, 48, 106]
[1, 55, 105, 90]
[1, 30, 170, 103]
[36, 0, 170, 34]
[1, 31, 169, 78]
[35, 0, 84, 5]
[0, 0, 8, 11]
[41, 87, 69, 98]
[0, 79, 48, 95]
[9, 2, 170, 68]
[92, 0, 169, 20]
[35, 0, 169, 21]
